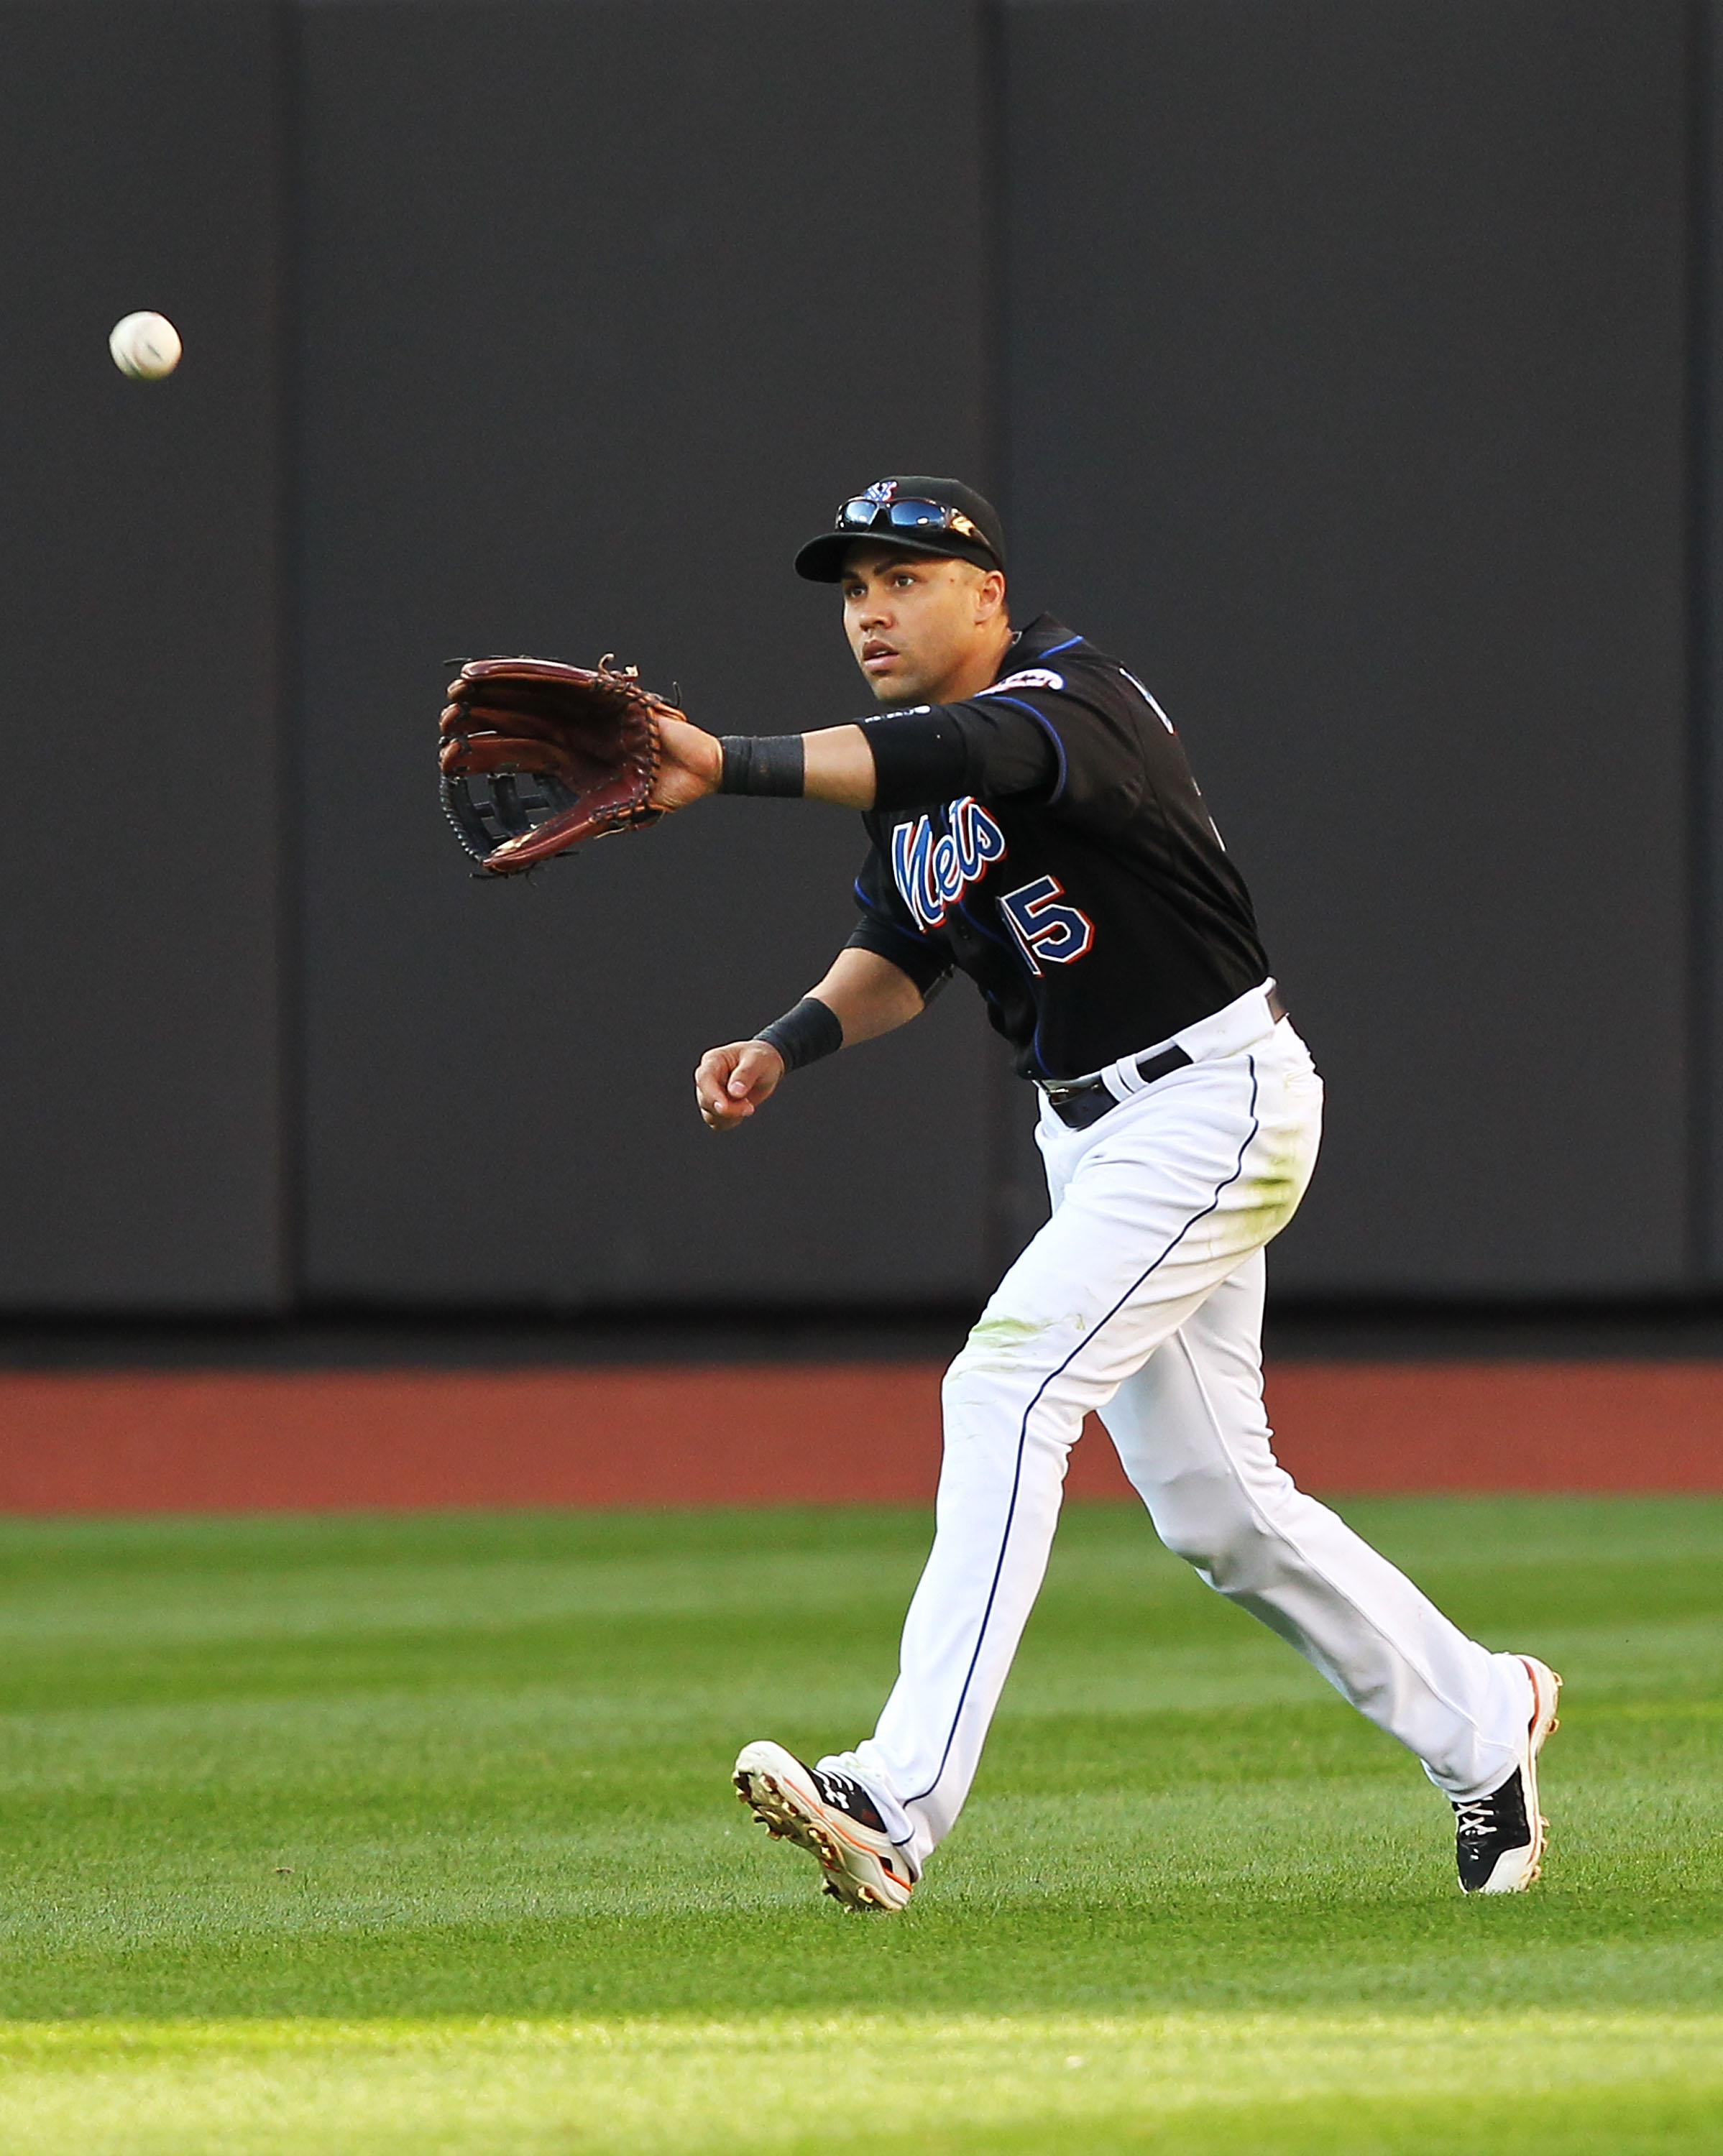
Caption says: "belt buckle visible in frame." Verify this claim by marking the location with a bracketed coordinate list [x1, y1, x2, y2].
[1039, 1077, 1087, 1106]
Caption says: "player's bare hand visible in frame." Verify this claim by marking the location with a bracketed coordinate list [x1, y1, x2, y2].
[652, 717, 725, 814]
[695, 1040, 784, 1131]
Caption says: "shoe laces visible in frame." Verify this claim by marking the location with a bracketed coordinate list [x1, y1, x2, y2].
[811, 1769, 881, 1828]
[1453, 1795, 1497, 1840]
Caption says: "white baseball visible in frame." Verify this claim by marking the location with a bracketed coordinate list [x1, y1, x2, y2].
[109, 311, 182, 380]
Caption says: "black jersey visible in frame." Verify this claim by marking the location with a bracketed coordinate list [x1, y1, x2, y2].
[845, 614, 1269, 1081]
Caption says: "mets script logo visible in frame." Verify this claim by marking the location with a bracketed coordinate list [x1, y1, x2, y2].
[892, 796, 1007, 930]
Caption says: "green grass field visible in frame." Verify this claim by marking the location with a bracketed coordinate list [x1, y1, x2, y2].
[0, 1495, 1717, 2152]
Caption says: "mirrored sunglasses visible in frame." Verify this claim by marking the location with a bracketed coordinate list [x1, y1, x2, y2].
[837, 495, 985, 543]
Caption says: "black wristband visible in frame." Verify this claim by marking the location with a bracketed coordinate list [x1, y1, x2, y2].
[718, 734, 806, 796]
[755, 995, 844, 1072]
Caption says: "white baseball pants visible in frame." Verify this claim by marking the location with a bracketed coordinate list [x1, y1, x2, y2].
[825, 985, 1533, 1875]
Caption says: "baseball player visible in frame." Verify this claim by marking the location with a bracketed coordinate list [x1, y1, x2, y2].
[645, 476, 1559, 1912]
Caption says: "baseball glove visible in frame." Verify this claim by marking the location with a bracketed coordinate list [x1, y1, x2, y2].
[438, 655, 682, 875]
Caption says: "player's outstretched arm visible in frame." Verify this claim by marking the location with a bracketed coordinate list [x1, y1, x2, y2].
[694, 949, 922, 1133]
[654, 717, 875, 813]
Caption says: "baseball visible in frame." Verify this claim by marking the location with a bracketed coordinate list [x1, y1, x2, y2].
[109, 310, 181, 380]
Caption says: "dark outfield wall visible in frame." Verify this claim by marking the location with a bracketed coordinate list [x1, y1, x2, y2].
[0, 3, 286, 1309]
[0, 0, 1701, 1309]
[294, 0, 996, 1307]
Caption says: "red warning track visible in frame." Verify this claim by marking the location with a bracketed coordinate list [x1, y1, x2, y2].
[0, 1360, 1717, 1513]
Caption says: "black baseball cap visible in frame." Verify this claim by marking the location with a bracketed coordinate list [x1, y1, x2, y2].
[794, 475, 1007, 582]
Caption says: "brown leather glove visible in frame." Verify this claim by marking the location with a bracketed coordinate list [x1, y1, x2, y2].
[438, 655, 683, 875]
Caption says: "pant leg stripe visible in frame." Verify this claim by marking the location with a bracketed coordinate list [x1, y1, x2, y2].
[904, 1056, 1262, 1809]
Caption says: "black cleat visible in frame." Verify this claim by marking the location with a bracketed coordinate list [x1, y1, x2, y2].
[1454, 1655, 1562, 1894]
[733, 1741, 914, 1912]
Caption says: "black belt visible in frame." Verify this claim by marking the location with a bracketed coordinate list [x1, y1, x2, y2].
[1040, 989, 1287, 1132]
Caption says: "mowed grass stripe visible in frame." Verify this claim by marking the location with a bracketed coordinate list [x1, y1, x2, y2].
[0, 1498, 1716, 2148]
[0, 2012, 1719, 2155]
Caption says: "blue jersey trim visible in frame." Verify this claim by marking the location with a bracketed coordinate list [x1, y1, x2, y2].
[904, 1055, 1263, 1812]
[955, 895, 1015, 952]
[1036, 633, 1083, 658]
[853, 877, 943, 952]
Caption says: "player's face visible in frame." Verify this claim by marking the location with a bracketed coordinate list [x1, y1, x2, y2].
[840, 545, 1007, 704]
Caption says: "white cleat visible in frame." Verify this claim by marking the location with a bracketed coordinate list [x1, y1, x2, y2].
[733, 1740, 915, 1912]
[1454, 1654, 1563, 1894]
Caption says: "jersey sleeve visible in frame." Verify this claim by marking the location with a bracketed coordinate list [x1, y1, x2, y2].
[863, 699, 1059, 811]
[965, 675, 1152, 830]
[844, 837, 954, 998]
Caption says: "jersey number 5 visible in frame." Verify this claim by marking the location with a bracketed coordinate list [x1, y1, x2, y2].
[998, 875, 1095, 977]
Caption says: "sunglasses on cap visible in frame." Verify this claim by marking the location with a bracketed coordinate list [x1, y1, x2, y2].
[836, 493, 985, 543]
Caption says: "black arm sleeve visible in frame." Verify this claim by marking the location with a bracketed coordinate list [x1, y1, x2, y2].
[843, 918, 952, 997]
[864, 699, 1059, 811]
